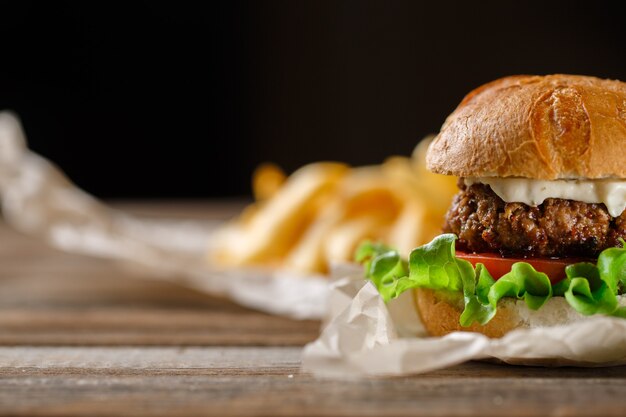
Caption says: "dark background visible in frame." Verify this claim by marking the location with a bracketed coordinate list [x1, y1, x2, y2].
[1, 1, 625, 198]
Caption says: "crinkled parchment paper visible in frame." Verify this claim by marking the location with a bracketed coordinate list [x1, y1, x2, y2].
[0, 112, 327, 319]
[302, 269, 626, 377]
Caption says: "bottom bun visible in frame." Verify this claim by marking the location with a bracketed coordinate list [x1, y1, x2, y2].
[412, 288, 617, 338]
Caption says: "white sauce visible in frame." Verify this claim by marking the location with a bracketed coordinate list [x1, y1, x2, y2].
[465, 177, 626, 217]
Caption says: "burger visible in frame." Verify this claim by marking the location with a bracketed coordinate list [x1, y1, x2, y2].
[357, 74, 626, 338]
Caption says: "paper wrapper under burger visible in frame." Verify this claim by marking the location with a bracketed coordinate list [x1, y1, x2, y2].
[302, 269, 626, 377]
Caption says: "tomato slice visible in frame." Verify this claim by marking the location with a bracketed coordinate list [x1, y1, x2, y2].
[455, 251, 593, 285]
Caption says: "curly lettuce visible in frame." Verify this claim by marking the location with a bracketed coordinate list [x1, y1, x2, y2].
[356, 234, 626, 327]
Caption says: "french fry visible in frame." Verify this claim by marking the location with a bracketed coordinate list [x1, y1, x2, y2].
[212, 162, 348, 266]
[282, 200, 343, 272]
[382, 156, 455, 216]
[252, 163, 286, 201]
[285, 169, 402, 272]
[323, 216, 388, 265]
[386, 198, 427, 255]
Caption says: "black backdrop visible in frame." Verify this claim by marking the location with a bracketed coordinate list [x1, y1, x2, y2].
[1, 1, 625, 198]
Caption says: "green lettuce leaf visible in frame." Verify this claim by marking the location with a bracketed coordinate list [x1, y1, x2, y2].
[459, 263, 496, 326]
[355, 241, 408, 301]
[356, 234, 626, 327]
[408, 234, 464, 292]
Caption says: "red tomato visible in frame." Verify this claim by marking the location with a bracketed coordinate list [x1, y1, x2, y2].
[455, 251, 592, 285]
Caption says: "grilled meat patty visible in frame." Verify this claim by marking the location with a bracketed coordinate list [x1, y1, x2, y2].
[444, 181, 626, 258]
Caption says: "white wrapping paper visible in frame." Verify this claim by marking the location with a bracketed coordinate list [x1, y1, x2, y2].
[0, 112, 328, 319]
[302, 269, 626, 377]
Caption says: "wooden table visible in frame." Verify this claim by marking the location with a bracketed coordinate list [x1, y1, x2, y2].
[1, 202, 626, 416]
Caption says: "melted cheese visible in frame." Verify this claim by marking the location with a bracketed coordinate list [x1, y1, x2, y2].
[465, 177, 626, 217]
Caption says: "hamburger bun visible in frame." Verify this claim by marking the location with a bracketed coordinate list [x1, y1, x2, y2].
[413, 288, 620, 338]
[426, 74, 626, 180]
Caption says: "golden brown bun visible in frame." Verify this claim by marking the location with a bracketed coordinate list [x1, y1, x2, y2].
[426, 74, 626, 180]
[413, 288, 601, 338]
[414, 288, 522, 338]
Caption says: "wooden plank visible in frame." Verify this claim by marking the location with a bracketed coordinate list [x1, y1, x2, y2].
[0, 346, 302, 369]
[0, 308, 319, 346]
[0, 258, 320, 346]
[0, 347, 624, 416]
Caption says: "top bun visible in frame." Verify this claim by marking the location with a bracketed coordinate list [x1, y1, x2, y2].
[426, 74, 626, 180]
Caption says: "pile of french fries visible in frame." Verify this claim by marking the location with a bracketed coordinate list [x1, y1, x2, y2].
[211, 138, 458, 274]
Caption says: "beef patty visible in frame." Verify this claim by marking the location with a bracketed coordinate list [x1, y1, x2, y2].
[444, 181, 626, 258]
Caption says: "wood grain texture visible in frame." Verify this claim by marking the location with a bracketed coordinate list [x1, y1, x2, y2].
[0, 349, 625, 417]
[0, 201, 625, 416]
